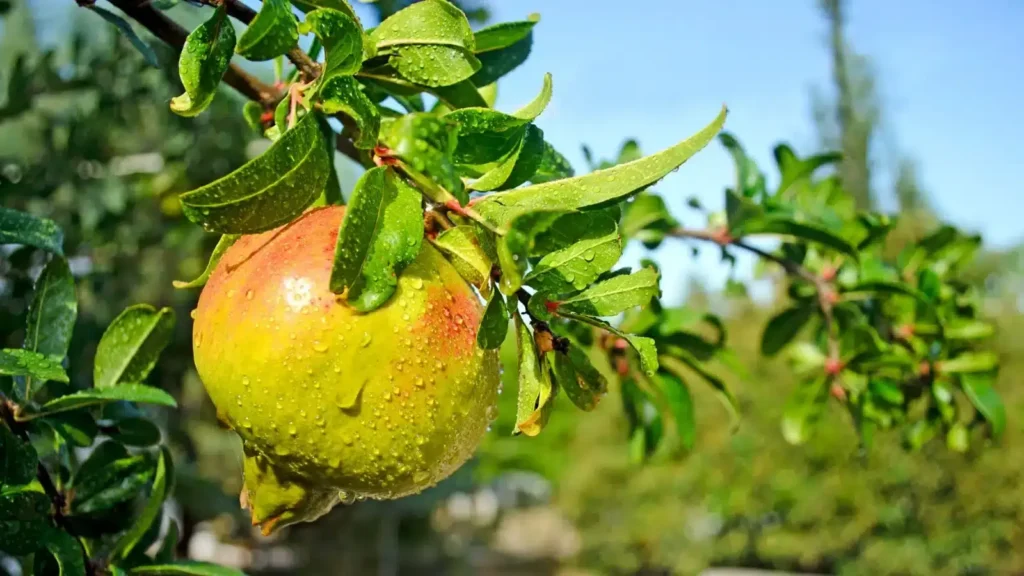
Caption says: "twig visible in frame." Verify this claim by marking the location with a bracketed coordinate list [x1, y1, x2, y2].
[670, 227, 842, 363]
[99, 0, 362, 164]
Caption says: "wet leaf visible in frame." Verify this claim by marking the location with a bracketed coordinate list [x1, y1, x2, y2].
[471, 23, 532, 86]
[525, 212, 622, 294]
[0, 490, 51, 555]
[171, 7, 236, 117]
[0, 207, 64, 255]
[547, 347, 604, 411]
[319, 74, 379, 149]
[236, 0, 298, 61]
[34, 385, 177, 417]
[621, 192, 678, 247]
[0, 349, 68, 384]
[329, 167, 423, 311]
[473, 17, 538, 53]
[0, 423, 37, 486]
[561, 312, 658, 376]
[292, 0, 359, 22]
[42, 411, 98, 448]
[939, 352, 998, 375]
[307, 8, 363, 78]
[379, 113, 463, 203]
[391, 44, 480, 87]
[94, 305, 176, 389]
[370, 0, 474, 50]
[556, 267, 659, 317]
[513, 311, 555, 436]
[497, 211, 562, 295]
[70, 454, 154, 514]
[511, 72, 551, 120]
[25, 256, 77, 362]
[37, 527, 86, 576]
[477, 291, 508, 350]
[111, 448, 169, 560]
[173, 235, 238, 289]
[475, 106, 727, 229]
[179, 111, 329, 233]
[433, 225, 492, 291]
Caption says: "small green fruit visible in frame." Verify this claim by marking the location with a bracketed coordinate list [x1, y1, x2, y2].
[192, 206, 499, 533]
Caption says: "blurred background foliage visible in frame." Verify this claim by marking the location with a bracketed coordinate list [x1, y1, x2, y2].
[2, 0, 1022, 575]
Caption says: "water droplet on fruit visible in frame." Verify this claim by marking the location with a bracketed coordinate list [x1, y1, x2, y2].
[195, 332, 203, 348]
[288, 423, 298, 436]
[335, 380, 365, 411]
[189, 309, 197, 319]
[415, 377, 424, 388]
[361, 332, 372, 347]
[313, 341, 328, 352]
[242, 376, 250, 387]
[246, 290, 254, 300]
[411, 277, 424, 289]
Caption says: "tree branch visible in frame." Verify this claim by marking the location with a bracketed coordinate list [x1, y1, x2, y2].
[99, 0, 362, 164]
[670, 227, 841, 362]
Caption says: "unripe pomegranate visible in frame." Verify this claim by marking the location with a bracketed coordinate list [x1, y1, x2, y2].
[192, 206, 499, 533]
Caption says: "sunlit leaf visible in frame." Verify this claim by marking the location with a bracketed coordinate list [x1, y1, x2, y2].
[0, 349, 68, 384]
[94, 305, 176, 389]
[477, 291, 508, 350]
[179, 111, 329, 233]
[236, 0, 298, 61]
[173, 235, 238, 289]
[171, 7, 236, 117]
[319, 74, 380, 149]
[307, 8, 363, 78]
[34, 385, 177, 417]
[433, 225, 493, 291]
[513, 311, 555, 436]
[555, 267, 659, 317]
[329, 167, 423, 311]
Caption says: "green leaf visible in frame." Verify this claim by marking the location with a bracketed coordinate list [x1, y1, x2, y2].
[38, 527, 86, 576]
[475, 106, 727, 229]
[0, 207, 64, 255]
[0, 490, 51, 555]
[718, 132, 764, 198]
[497, 211, 562, 295]
[88, 6, 159, 67]
[307, 8, 363, 78]
[773, 144, 841, 196]
[111, 449, 169, 560]
[173, 235, 238, 289]
[106, 417, 162, 447]
[511, 72, 551, 120]
[468, 135, 525, 191]
[35, 385, 177, 418]
[319, 75, 380, 149]
[42, 411, 98, 448]
[547, 347, 605, 412]
[329, 167, 424, 311]
[530, 139, 574, 183]
[130, 561, 249, 576]
[472, 17, 538, 52]
[761, 305, 813, 356]
[379, 113, 463, 203]
[171, 6, 236, 117]
[560, 312, 658, 376]
[292, 0, 359, 21]
[477, 291, 508, 350]
[621, 192, 679, 247]
[661, 351, 739, 426]
[841, 281, 930, 304]
[471, 25, 532, 86]
[430, 79, 488, 109]
[391, 45, 481, 87]
[781, 377, 827, 445]
[944, 320, 994, 340]
[179, 111, 329, 233]
[525, 214, 622, 294]
[555, 267, 659, 317]
[653, 371, 696, 451]
[370, 0, 474, 50]
[736, 216, 859, 261]
[235, 0, 298, 61]
[25, 256, 77, 362]
[499, 124, 546, 189]
[70, 454, 155, 514]
[868, 378, 905, 405]
[94, 305, 176, 389]
[0, 349, 68, 384]
[446, 109, 528, 165]
[432, 225, 493, 291]
[0, 423, 37, 486]
[939, 352, 998, 375]
[961, 373, 1005, 437]
[513, 311, 555, 437]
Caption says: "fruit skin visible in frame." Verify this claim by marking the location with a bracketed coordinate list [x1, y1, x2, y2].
[192, 206, 499, 533]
